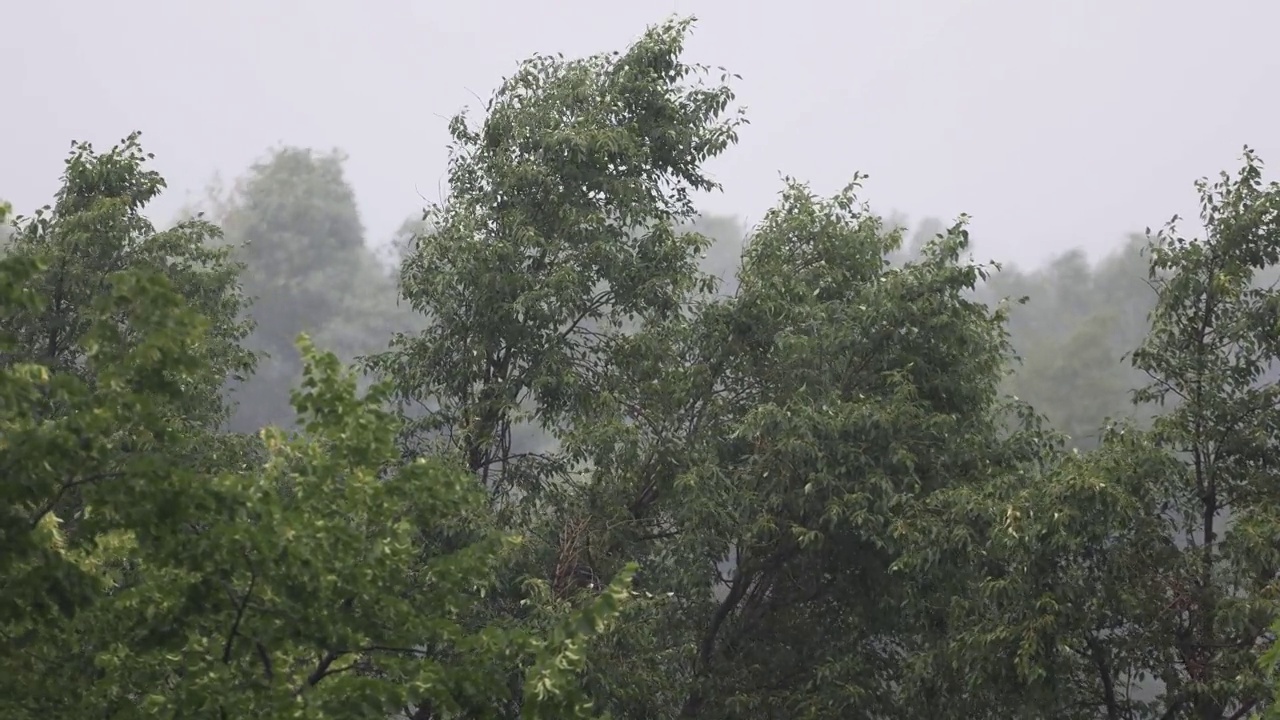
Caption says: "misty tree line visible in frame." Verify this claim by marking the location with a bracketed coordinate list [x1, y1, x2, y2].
[5, 17, 1280, 720]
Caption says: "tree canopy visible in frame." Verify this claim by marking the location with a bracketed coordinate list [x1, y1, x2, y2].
[6, 15, 1280, 720]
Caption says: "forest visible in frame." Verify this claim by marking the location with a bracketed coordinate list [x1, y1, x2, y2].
[5, 17, 1280, 720]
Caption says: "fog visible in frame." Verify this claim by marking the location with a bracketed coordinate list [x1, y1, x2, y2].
[5, 0, 1278, 267]
[6, 3, 1280, 716]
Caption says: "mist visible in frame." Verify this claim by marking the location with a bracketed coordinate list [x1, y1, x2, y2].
[5, 3, 1280, 718]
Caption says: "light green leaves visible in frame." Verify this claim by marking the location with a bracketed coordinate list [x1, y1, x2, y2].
[1, 138, 621, 720]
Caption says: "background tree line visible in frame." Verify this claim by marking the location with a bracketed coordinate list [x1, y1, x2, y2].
[5, 16, 1280, 719]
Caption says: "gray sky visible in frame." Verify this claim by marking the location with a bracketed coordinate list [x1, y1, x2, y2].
[4, 0, 1277, 267]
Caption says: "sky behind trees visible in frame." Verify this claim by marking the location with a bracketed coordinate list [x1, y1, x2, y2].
[4, 0, 1278, 267]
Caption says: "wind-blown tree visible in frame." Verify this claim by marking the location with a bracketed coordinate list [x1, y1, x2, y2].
[0, 134, 259, 517]
[1, 134, 253, 419]
[573, 181, 1038, 718]
[899, 149, 1280, 719]
[369, 16, 1045, 716]
[0, 268, 630, 719]
[367, 16, 744, 493]
[365, 15, 747, 714]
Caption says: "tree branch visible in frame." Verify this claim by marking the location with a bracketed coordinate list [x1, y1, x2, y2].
[221, 569, 257, 664]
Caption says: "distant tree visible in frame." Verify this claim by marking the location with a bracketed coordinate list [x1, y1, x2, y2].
[978, 237, 1154, 448]
[680, 212, 747, 293]
[201, 147, 415, 432]
[0, 199, 13, 246]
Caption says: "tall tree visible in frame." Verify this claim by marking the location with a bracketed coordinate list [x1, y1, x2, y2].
[581, 181, 1029, 717]
[367, 17, 1045, 716]
[367, 16, 744, 492]
[365, 16, 749, 716]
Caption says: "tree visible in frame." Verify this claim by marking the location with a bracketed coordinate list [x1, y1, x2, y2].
[1128, 149, 1280, 718]
[579, 180, 1030, 717]
[367, 16, 743, 490]
[0, 133, 259, 528]
[899, 148, 1280, 719]
[0, 147, 627, 720]
[202, 147, 414, 433]
[1, 133, 254, 420]
[0, 199, 13, 245]
[977, 238, 1155, 449]
[367, 16, 1049, 715]
[365, 15, 748, 715]
[679, 212, 748, 294]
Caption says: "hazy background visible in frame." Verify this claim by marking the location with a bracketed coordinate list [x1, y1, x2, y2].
[6, 4, 1279, 713]
[4, 0, 1277, 267]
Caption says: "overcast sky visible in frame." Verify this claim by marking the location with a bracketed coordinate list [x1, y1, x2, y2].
[4, 0, 1277, 267]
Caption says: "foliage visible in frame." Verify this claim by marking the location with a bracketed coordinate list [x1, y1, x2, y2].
[589, 180, 1027, 717]
[0, 134, 260, 533]
[1, 133, 255, 427]
[1129, 148, 1280, 718]
[366, 17, 744, 488]
[0, 138, 624, 719]
[11, 15, 1280, 720]
[0, 278, 628, 718]
[898, 148, 1280, 719]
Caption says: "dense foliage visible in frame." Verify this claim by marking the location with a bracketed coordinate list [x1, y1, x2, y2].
[6, 16, 1280, 720]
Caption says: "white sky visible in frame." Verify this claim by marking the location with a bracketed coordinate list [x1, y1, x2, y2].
[3, 0, 1277, 267]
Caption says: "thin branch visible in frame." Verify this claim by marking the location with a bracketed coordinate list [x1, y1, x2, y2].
[255, 642, 274, 682]
[221, 569, 257, 663]
[28, 472, 123, 529]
